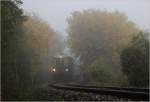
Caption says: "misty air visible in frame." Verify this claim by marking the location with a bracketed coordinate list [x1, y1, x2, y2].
[1, 0, 149, 101]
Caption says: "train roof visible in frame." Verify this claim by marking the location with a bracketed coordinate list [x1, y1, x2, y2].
[53, 55, 73, 59]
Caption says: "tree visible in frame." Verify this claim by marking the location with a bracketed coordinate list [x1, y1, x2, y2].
[88, 58, 115, 83]
[1, 1, 63, 99]
[88, 57, 128, 86]
[1, 0, 31, 100]
[120, 32, 149, 87]
[23, 15, 64, 85]
[67, 9, 138, 83]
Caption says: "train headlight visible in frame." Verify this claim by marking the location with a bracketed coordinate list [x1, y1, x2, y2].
[65, 68, 69, 72]
[52, 68, 56, 72]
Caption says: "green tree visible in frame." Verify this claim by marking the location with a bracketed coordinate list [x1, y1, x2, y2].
[1, 0, 63, 100]
[88, 58, 115, 84]
[88, 58, 128, 86]
[120, 32, 149, 87]
[1, 0, 31, 100]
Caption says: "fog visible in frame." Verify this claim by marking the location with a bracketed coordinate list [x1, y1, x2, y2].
[20, 0, 149, 85]
[2, 0, 149, 100]
[22, 0, 150, 36]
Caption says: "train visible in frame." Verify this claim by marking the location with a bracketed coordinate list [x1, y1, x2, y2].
[49, 55, 74, 82]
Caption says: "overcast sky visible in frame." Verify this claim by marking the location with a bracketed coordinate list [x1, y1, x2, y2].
[22, 0, 150, 36]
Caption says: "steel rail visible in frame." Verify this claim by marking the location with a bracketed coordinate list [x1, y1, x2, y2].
[65, 83, 149, 93]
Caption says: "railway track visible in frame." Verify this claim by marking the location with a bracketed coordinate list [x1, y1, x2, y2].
[65, 83, 149, 93]
[50, 83, 149, 101]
